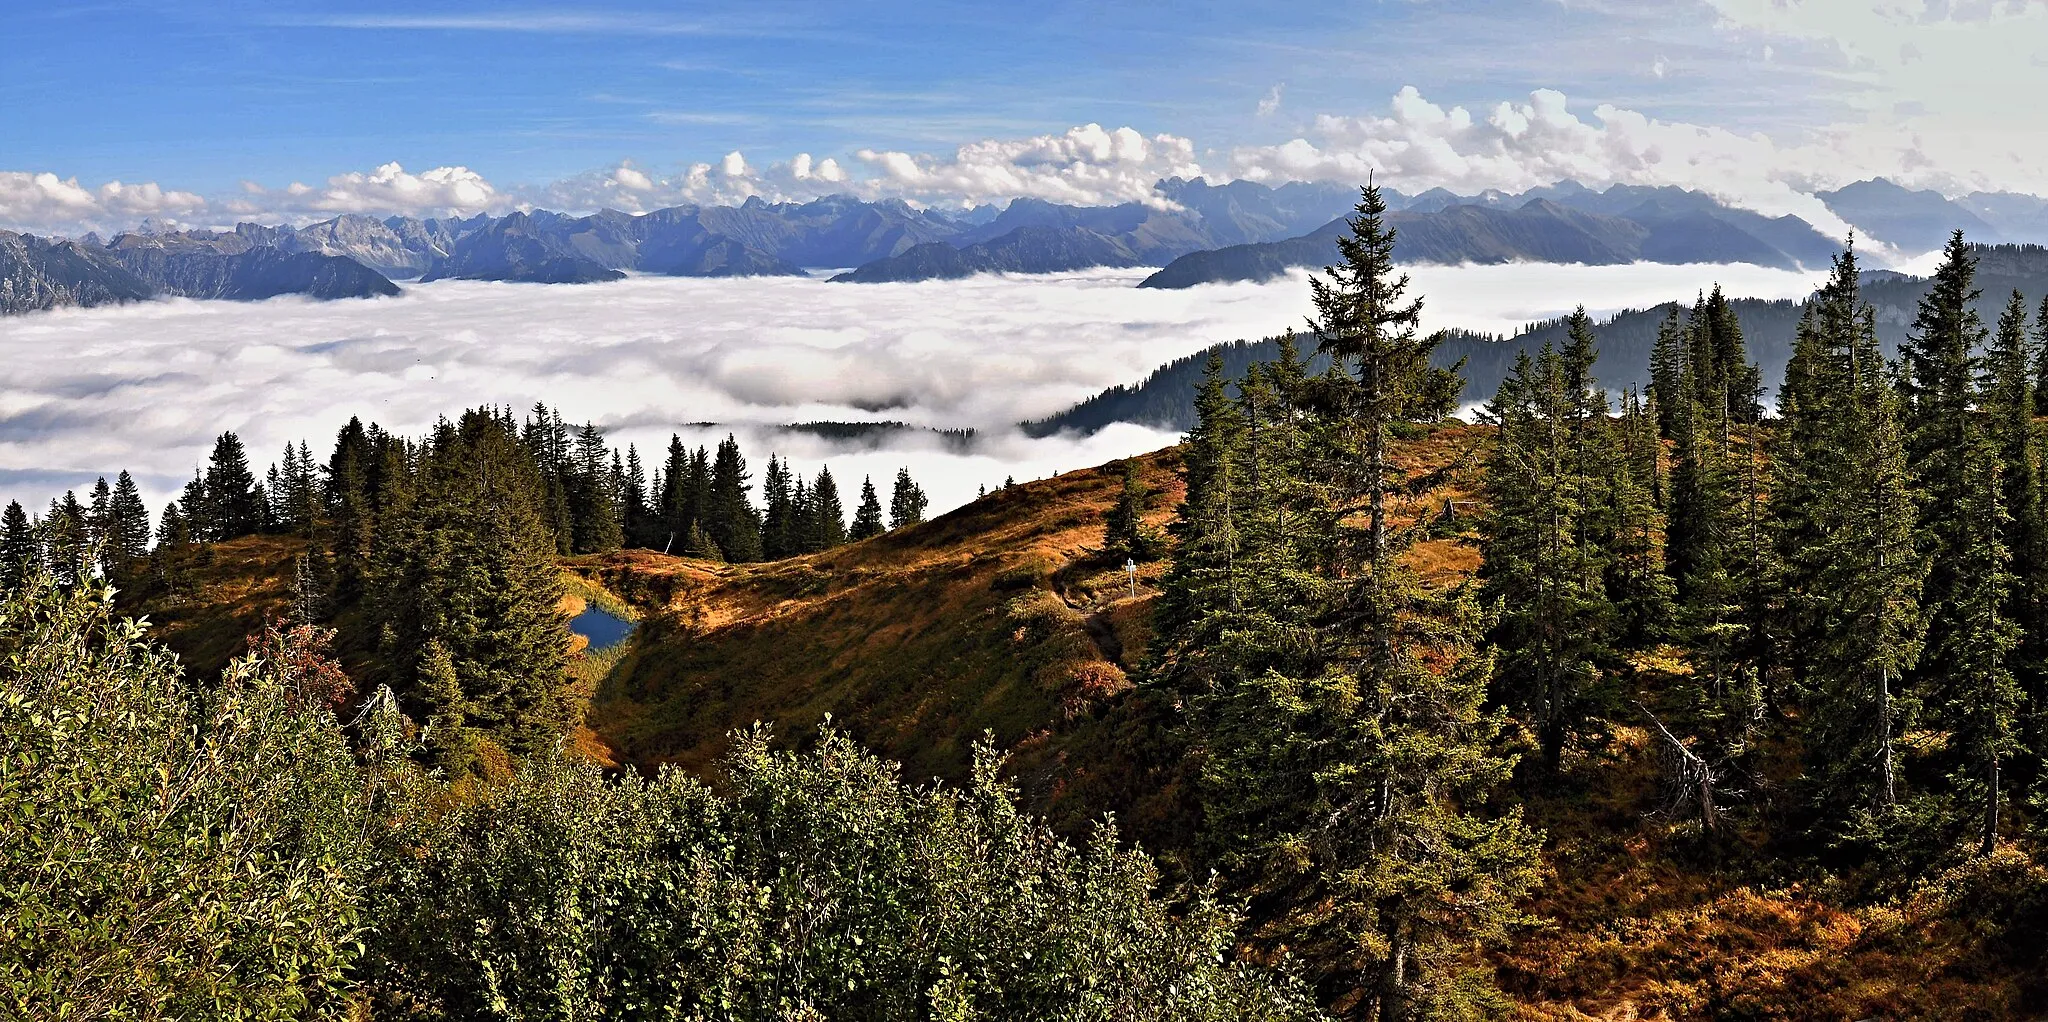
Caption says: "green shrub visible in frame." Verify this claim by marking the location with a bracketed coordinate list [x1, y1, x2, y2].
[1, 572, 1321, 1021]
[364, 725, 1324, 1021]
[0, 570, 407, 1020]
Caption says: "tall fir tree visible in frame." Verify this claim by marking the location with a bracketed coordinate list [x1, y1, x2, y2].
[1156, 355, 1246, 644]
[104, 471, 152, 577]
[1191, 181, 1541, 1018]
[761, 455, 796, 559]
[1648, 307, 1691, 441]
[1666, 344, 1754, 726]
[0, 500, 34, 592]
[1797, 249, 1928, 825]
[1933, 422, 2023, 855]
[1982, 291, 2048, 684]
[1899, 231, 1987, 686]
[369, 409, 568, 758]
[568, 423, 623, 554]
[708, 434, 763, 562]
[888, 467, 928, 530]
[621, 444, 653, 548]
[1481, 342, 1609, 772]
[810, 466, 847, 551]
[791, 476, 816, 556]
[850, 475, 885, 541]
[1601, 388, 1675, 645]
[202, 431, 261, 541]
[45, 492, 89, 586]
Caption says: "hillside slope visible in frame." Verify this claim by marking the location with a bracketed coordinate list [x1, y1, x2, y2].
[571, 451, 1193, 782]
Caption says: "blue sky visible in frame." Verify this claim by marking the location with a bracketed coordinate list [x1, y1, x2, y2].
[5, 1, 2047, 232]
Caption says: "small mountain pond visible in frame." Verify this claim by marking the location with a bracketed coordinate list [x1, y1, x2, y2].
[570, 605, 635, 651]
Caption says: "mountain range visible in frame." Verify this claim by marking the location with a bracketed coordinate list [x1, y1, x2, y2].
[8, 177, 2048, 315]
[1030, 242, 2048, 436]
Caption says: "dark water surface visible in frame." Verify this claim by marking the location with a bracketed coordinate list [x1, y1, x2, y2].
[570, 606, 635, 651]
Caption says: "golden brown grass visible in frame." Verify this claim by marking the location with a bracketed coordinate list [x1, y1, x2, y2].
[120, 535, 307, 678]
[570, 450, 1188, 783]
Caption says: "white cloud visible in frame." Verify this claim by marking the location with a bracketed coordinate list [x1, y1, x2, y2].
[1228, 86, 1878, 237]
[0, 172, 207, 234]
[230, 162, 498, 219]
[853, 124, 1205, 208]
[0, 262, 1826, 518]
[1258, 83, 1286, 117]
[523, 124, 1199, 214]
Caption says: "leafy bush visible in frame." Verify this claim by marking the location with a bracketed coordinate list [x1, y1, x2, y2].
[0, 570, 405, 1020]
[365, 725, 1322, 1021]
[1, 571, 1320, 1021]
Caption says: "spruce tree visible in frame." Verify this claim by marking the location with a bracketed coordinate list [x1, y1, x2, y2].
[1602, 388, 1674, 645]
[1648, 307, 1690, 441]
[523, 406, 575, 555]
[1899, 231, 1987, 683]
[1772, 306, 1835, 696]
[1799, 250, 1928, 824]
[657, 435, 697, 553]
[850, 476, 885, 541]
[86, 477, 112, 553]
[1481, 343, 1608, 772]
[708, 435, 763, 562]
[105, 471, 151, 576]
[791, 477, 816, 555]
[761, 455, 795, 559]
[202, 431, 261, 540]
[2033, 291, 2048, 418]
[569, 423, 623, 554]
[1196, 181, 1541, 1017]
[0, 500, 34, 592]
[1156, 355, 1247, 643]
[1934, 423, 2022, 855]
[324, 417, 377, 593]
[685, 521, 723, 561]
[811, 467, 847, 550]
[1982, 290, 2046, 685]
[1102, 459, 1164, 563]
[1667, 347, 1754, 726]
[369, 409, 568, 756]
[44, 493, 89, 586]
[417, 637, 474, 775]
[888, 467, 928, 530]
[621, 444, 652, 548]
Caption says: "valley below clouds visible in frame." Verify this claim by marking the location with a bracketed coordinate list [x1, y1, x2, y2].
[0, 261, 1830, 518]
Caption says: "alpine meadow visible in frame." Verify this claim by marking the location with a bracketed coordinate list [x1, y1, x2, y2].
[8, 3, 2048, 1019]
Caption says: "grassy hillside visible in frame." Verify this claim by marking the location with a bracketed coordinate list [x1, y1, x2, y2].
[572, 449, 1190, 781]
[118, 535, 309, 678]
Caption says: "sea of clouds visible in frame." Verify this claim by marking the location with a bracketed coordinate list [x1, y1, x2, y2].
[0, 261, 1834, 522]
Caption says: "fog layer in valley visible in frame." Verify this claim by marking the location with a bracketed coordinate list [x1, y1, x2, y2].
[0, 261, 1830, 518]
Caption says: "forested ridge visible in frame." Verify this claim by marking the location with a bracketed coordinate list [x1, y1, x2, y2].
[6, 186, 2048, 1019]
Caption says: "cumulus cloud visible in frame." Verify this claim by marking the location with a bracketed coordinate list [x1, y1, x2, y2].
[228, 162, 498, 219]
[853, 124, 1203, 208]
[0, 172, 207, 234]
[0, 262, 1827, 518]
[531, 152, 853, 211]
[1228, 86, 1873, 237]
[524, 124, 1198, 213]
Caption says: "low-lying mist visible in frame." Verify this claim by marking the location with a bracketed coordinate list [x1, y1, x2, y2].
[0, 262, 1830, 519]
